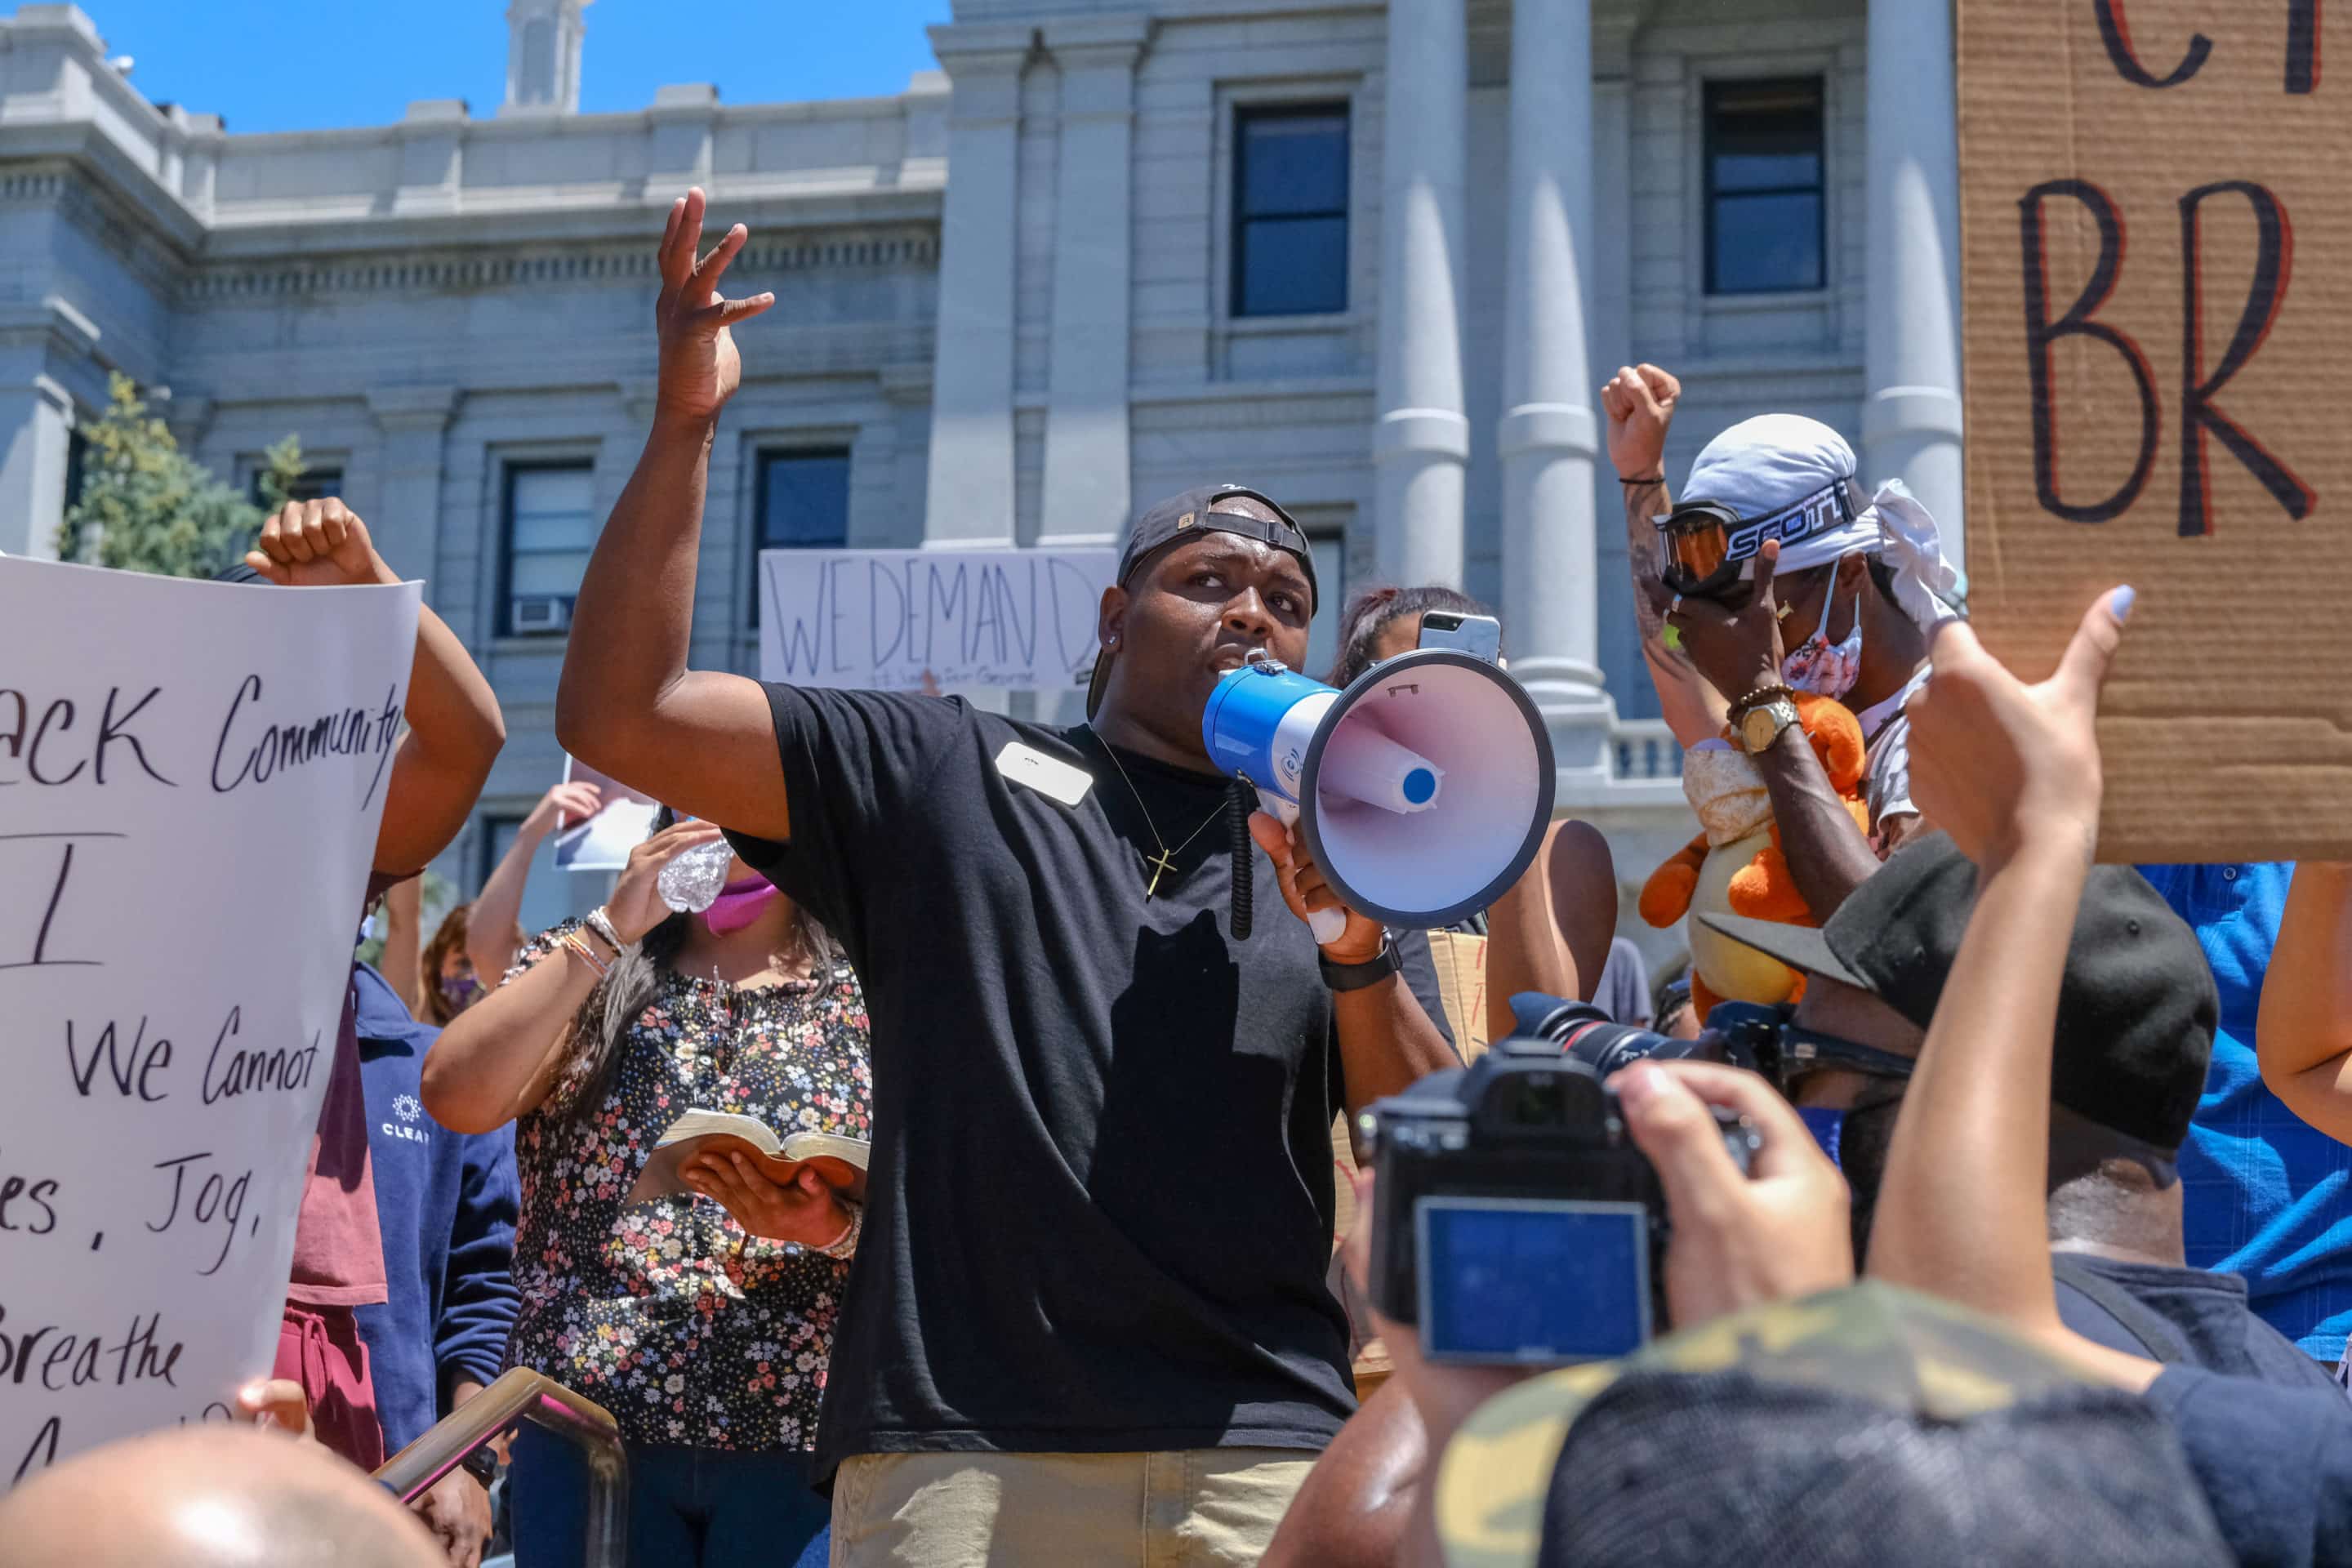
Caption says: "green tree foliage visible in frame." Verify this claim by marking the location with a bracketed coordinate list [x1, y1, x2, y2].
[55, 372, 305, 579]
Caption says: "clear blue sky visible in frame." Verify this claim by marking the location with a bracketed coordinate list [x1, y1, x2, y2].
[78, 0, 956, 135]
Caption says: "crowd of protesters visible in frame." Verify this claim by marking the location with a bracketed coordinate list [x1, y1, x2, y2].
[11, 185, 2352, 1568]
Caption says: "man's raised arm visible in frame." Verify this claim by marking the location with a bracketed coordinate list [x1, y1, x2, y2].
[1601, 364, 1726, 749]
[556, 188, 795, 841]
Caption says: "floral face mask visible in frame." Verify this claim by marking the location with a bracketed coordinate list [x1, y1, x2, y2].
[1781, 581, 1864, 700]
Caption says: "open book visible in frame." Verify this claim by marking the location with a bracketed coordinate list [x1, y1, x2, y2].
[625, 1108, 870, 1205]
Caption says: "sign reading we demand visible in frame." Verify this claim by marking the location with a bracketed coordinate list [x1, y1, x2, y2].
[1958, 0, 2352, 861]
[0, 559, 416, 1484]
[757, 546, 1116, 693]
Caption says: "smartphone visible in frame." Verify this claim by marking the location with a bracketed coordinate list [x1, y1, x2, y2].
[1415, 610, 1503, 666]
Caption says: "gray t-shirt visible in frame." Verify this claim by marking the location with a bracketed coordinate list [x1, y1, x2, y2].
[1595, 938, 1652, 1026]
[1856, 665, 1931, 849]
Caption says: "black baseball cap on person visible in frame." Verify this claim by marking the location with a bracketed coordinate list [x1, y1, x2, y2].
[1699, 831, 2218, 1152]
[1084, 483, 1319, 718]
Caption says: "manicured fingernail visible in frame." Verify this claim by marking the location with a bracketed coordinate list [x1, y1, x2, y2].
[2112, 586, 2136, 622]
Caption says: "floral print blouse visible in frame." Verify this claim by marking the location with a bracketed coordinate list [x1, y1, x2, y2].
[499, 920, 873, 1452]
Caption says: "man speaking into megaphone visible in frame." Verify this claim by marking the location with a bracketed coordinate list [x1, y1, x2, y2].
[555, 187, 1465, 1568]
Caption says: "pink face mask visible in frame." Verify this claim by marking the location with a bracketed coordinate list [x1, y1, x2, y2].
[702, 877, 782, 935]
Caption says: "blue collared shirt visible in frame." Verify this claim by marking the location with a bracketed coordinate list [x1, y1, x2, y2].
[2142, 862, 2352, 1360]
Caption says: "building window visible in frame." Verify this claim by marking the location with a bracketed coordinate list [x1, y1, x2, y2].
[501, 461, 597, 635]
[1704, 78, 1826, 296]
[749, 449, 851, 626]
[1232, 105, 1350, 318]
[1303, 530, 1348, 679]
[249, 467, 345, 508]
[64, 429, 88, 514]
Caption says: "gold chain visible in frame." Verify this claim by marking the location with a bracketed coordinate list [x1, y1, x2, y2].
[1089, 729, 1228, 897]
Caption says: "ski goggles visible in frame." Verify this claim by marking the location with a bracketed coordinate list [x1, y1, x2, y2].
[1654, 479, 1859, 599]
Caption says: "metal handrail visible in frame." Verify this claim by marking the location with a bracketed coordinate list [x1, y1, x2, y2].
[373, 1367, 628, 1567]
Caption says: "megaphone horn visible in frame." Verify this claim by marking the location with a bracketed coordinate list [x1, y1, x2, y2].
[1202, 642, 1557, 935]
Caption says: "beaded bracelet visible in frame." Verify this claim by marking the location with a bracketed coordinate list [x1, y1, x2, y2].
[583, 906, 625, 953]
[557, 927, 610, 979]
[817, 1201, 863, 1260]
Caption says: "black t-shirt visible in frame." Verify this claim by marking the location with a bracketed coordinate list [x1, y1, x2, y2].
[727, 688, 1453, 1477]
[2054, 1253, 2341, 1392]
[2147, 1365, 2352, 1568]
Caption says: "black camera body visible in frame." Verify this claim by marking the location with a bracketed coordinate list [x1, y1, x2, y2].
[1362, 1033, 1760, 1364]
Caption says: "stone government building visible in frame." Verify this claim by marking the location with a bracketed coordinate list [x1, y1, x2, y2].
[0, 0, 1962, 960]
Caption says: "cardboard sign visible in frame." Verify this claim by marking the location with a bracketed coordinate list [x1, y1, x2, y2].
[552, 755, 659, 874]
[1958, 1, 2352, 861]
[757, 547, 1116, 693]
[0, 559, 418, 1483]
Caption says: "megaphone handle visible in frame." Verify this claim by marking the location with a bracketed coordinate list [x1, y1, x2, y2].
[1254, 786, 1352, 947]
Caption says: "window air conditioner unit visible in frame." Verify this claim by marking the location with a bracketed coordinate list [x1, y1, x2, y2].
[512, 595, 572, 633]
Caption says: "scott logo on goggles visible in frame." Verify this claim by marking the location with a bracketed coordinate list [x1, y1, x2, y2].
[1722, 482, 1854, 564]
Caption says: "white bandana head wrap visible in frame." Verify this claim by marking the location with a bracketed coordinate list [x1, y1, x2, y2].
[1680, 414, 1961, 628]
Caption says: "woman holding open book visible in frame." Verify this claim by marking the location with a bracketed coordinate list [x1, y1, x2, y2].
[421, 813, 869, 1568]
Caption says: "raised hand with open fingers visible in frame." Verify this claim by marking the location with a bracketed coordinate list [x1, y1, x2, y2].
[1903, 586, 2134, 869]
[653, 187, 777, 429]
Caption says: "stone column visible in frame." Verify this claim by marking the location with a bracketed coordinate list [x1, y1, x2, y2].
[0, 373, 74, 560]
[1038, 14, 1151, 548]
[1863, 0, 1966, 574]
[1500, 0, 1615, 779]
[922, 23, 1035, 549]
[366, 385, 460, 599]
[1371, 0, 1468, 588]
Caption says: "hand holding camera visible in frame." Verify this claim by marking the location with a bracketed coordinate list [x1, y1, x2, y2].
[1353, 1000, 1850, 1370]
[1364, 1025, 1778, 1363]
[1616, 1061, 1852, 1330]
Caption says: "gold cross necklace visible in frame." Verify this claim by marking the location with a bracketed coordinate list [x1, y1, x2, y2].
[1090, 729, 1228, 897]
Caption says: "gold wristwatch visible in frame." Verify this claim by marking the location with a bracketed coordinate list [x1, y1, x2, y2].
[1730, 684, 1800, 755]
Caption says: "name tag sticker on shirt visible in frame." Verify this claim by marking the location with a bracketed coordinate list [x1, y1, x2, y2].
[995, 742, 1094, 807]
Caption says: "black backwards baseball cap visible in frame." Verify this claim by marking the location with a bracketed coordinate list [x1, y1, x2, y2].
[1433, 1283, 2231, 1567]
[1699, 832, 2217, 1152]
[1084, 483, 1318, 718]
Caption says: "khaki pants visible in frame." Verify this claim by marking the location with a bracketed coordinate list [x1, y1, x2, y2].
[829, 1449, 1316, 1567]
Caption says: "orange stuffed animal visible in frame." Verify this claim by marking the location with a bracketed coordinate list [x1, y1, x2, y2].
[1639, 694, 1869, 1019]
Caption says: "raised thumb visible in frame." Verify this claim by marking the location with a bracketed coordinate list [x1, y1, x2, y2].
[2054, 585, 2133, 702]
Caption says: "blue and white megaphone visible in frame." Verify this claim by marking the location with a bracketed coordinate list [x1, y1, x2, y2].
[1201, 616, 1557, 942]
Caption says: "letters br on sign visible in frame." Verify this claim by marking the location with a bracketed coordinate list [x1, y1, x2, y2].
[757, 547, 1117, 693]
[0, 558, 417, 1485]
[1958, 0, 2352, 861]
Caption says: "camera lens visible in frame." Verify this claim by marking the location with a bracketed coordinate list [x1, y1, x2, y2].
[1558, 1019, 1701, 1080]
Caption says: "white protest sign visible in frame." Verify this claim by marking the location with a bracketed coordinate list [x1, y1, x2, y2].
[757, 547, 1116, 692]
[552, 755, 658, 875]
[0, 558, 418, 1485]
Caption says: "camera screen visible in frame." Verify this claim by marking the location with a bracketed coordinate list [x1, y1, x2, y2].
[1415, 1197, 1650, 1365]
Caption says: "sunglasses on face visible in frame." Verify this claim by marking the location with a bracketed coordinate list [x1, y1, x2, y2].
[1653, 480, 1859, 599]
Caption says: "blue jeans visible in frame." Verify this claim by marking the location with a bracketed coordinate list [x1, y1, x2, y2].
[509, 1423, 830, 1568]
